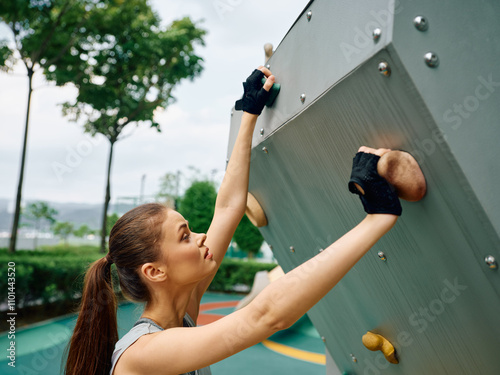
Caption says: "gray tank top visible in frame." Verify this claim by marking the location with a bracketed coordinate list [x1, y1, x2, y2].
[110, 314, 212, 375]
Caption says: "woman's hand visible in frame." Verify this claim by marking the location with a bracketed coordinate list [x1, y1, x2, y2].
[348, 146, 402, 216]
[235, 66, 275, 115]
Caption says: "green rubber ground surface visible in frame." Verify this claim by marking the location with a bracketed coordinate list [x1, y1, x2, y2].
[0, 293, 326, 374]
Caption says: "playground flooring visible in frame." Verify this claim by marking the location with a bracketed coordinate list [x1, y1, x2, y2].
[0, 292, 326, 374]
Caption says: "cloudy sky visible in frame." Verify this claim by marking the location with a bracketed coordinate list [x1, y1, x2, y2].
[0, 0, 308, 206]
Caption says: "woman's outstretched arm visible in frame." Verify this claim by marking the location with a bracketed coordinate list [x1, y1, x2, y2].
[190, 68, 275, 307]
[126, 213, 397, 375]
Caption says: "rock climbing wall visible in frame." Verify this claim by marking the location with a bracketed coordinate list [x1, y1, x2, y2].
[227, 0, 500, 374]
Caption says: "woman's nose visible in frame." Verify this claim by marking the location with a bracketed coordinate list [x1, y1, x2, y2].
[197, 233, 207, 246]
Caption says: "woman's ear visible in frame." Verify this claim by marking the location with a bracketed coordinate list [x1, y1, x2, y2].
[140, 262, 167, 283]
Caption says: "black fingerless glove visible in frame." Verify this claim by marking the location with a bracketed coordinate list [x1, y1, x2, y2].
[235, 69, 271, 115]
[348, 152, 402, 216]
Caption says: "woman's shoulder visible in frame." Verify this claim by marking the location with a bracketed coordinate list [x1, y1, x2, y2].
[112, 323, 162, 375]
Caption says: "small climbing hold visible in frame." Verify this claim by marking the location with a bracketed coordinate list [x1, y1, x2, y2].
[362, 331, 399, 364]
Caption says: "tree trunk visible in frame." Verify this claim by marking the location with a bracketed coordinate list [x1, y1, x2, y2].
[100, 140, 115, 253]
[9, 68, 34, 254]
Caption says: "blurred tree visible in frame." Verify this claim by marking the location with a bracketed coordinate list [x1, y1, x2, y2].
[23, 201, 58, 250]
[157, 171, 181, 209]
[106, 212, 119, 237]
[73, 224, 93, 239]
[178, 181, 216, 234]
[53, 221, 74, 245]
[233, 214, 264, 259]
[58, 0, 206, 252]
[0, 0, 123, 253]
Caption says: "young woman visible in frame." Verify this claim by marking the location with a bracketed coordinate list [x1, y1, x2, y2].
[64, 67, 402, 375]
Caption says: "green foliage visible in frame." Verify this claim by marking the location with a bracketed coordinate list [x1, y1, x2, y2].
[0, 246, 102, 307]
[233, 214, 264, 258]
[59, 1, 206, 144]
[178, 181, 217, 234]
[209, 258, 276, 292]
[52, 221, 74, 243]
[22, 202, 59, 249]
[0, 0, 118, 74]
[73, 224, 93, 238]
[40, 244, 101, 255]
[0, 43, 14, 72]
[23, 201, 58, 227]
[106, 212, 120, 236]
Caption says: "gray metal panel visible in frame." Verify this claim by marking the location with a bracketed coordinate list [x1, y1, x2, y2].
[227, 0, 396, 154]
[246, 49, 500, 374]
[392, 0, 500, 236]
[326, 347, 343, 375]
[227, 1, 500, 374]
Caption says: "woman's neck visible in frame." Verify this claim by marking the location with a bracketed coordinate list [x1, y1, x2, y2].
[141, 284, 195, 329]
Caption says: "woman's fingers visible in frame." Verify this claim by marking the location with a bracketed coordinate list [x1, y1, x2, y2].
[262, 75, 275, 92]
[256, 65, 275, 92]
[358, 146, 391, 157]
[257, 65, 272, 77]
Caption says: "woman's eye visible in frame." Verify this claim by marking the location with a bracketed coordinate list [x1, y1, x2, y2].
[183, 234, 190, 241]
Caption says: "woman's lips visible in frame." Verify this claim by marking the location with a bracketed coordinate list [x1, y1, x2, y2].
[204, 248, 213, 259]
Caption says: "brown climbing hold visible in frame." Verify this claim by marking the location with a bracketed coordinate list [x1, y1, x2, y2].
[362, 331, 399, 364]
[246, 192, 268, 227]
[377, 150, 427, 202]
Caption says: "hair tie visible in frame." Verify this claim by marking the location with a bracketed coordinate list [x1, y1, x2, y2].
[105, 253, 114, 265]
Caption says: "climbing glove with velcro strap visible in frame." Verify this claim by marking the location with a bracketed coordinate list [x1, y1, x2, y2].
[348, 152, 402, 216]
[235, 69, 271, 115]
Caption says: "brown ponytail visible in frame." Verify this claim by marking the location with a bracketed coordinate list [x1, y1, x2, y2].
[64, 203, 168, 374]
[65, 257, 117, 375]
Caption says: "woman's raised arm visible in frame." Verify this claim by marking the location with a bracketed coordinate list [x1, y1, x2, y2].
[191, 67, 275, 302]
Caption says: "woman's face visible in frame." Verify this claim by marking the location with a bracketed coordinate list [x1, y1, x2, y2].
[159, 209, 216, 285]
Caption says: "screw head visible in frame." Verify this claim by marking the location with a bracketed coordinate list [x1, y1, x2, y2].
[318, 248, 324, 253]
[378, 251, 387, 261]
[265, 64, 271, 69]
[413, 16, 428, 31]
[372, 28, 382, 41]
[424, 52, 439, 67]
[378, 61, 391, 76]
[260, 128, 264, 136]
[300, 93, 306, 103]
[262, 146, 268, 154]
[485, 255, 498, 269]
[290, 246, 295, 253]
[350, 354, 357, 363]
[306, 10, 312, 21]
